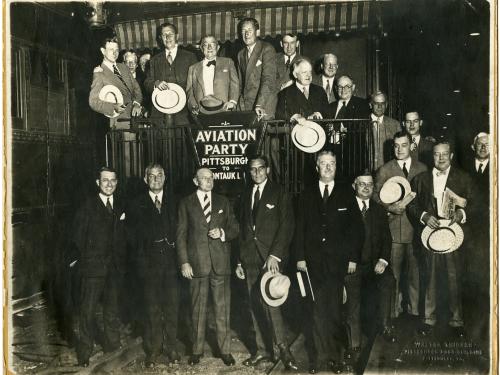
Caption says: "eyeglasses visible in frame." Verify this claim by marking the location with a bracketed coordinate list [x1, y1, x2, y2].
[250, 166, 267, 173]
[404, 119, 421, 125]
[356, 182, 374, 188]
[337, 85, 353, 90]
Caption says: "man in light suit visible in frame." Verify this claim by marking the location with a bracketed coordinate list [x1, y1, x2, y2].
[144, 23, 198, 126]
[369, 91, 401, 170]
[89, 37, 143, 129]
[186, 35, 239, 115]
[177, 168, 239, 366]
[312, 53, 339, 104]
[407, 141, 472, 338]
[374, 131, 427, 321]
[237, 18, 277, 120]
[275, 33, 302, 92]
[404, 111, 435, 168]
[236, 155, 298, 370]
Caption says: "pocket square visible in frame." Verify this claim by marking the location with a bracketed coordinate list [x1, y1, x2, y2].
[93, 66, 103, 73]
[218, 209, 224, 214]
[338, 208, 347, 211]
[222, 68, 228, 72]
[256, 59, 262, 67]
[120, 212, 126, 220]
[266, 204, 275, 209]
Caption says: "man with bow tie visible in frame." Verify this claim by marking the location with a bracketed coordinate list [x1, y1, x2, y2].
[72, 167, 127, 367]
[407, 141, 473, 338]
[186, 35, 239, 115]
[312, 53, 339, 104]
[176, 168, 239, 366]
[404, 111, 435, 168]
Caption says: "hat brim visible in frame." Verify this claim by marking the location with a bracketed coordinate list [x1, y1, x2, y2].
[421, 219, 464, 253]
[379, 176, 411, 204]
[152, 84, 186, 114]
[98, 85, 124, 118]
[291, 121, 326, 154]
[260, 271, 289, 307]
[199, 103, 226, 115]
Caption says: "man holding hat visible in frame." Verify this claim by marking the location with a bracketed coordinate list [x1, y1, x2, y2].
[407, 140, 472, 337]
[236, 155, 297, 370]
[374, 131, 427, 321]
[295, 150, 363, 374]
[176, 168, 239, 366]
[186, 35, 239, 116]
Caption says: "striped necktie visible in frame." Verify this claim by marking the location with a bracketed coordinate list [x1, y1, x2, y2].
[167, 52, 173, 65]
[203, 194, 211, 223]
[154, 195, 161, 214]
[361, 200, 368, 218]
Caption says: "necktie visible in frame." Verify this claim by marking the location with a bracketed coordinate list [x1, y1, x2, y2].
[326, 80, 332, 103]
[336, 101, 347, 118]
[113, 64, 122, 77]
[322, 184, 329, 204]
[203, 194, 211, 223]
[106, 197, 113, 214]
[247, 48, 252, 60]
[361, 200, 368, 218]
[411, 137, 418, 151]
[285, 56, 291, 69]
[303, 86, 309, 99]
[402, 162, 409, 178]
[478, 163, 484, 174]
[252, 185, 260, 224]
[154, 195, 161, 214]
[167, 52, 173, 65]
[206, 59, 216, 67]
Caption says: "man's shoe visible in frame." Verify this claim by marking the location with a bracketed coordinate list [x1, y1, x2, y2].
[168, 350, 181, 364]
[328, 360, 344, 374]
[278, 344, 298, 371]
[382, 326, 397, 343]
[242, 354, 269, 366]
[221, 354, 236, 366]
[188, 354, 202, 365]
[451, 326, 466, 339]
[417, 323, 434, 336]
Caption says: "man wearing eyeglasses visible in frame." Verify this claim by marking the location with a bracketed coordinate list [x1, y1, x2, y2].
[403, 111, 435, 168]
[331, 75, 370, 120]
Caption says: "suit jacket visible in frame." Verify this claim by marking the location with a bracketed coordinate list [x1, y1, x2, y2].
[374, 159, 428, 243]
[407, 167, 473, 255]
[176, 192, 239, 277]
[275, 83, 331, 120]
[186, 57, 239, 112]
[331, 96, 370, 120]
[237, 40, 277, 118]
[135, 68, 151, 113]
[410, 137, 435, 168]
[239, 180, 294, 266]
[371, 116, 401, 170]
[312, 74, 338, 103]
[89, 62, 143, 129]
[144, 48, 198, 124]
[73, 195, 127, 277]
[294, 182, 364, 280]
[275, 53, 302, 91]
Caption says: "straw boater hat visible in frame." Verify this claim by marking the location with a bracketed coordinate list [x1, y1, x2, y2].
[98, 85, 124, 118]
[260, 271, 291, 307]
[379, 176, 412, 204]
[199, 95, 226, 115]
[152, 83, 187, 114]
[291, 120, 326, 153]
[421, 219, 464, 254]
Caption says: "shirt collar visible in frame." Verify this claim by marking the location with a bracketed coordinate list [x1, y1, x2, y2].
[475, 158, 489, 170]
[196, 189, 211, 201]
[247, 43, 256, 55]
[284, 53, 296, 62]
[433, 166, 451, 177]
[412, 134, 421, 144]
[296, 81, 310, 92]
[165, 45, 178, 59]
[102, 60, 116, 72]
[203, 57, 216, 64]
[253, 178, 268, 192]
[396, 157, 412, 170]
[99, 193, 113, 206]
[371, 113, 384, 123]
[322, 75, 335, 87]
[149, 190, 164, 203]
[318, 180, 335, 191]
[355, 196, 369, 210]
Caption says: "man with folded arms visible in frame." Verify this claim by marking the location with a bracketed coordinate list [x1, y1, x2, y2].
[177, 168, 239, 366]
[407, 140, 472, 337]
[186, 35, 239, 115]
[374, 131, 427, 323]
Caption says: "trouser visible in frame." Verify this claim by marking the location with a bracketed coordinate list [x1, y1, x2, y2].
[190, 271, 231, 355]
[78, 273, 121, 361]
[391, 242, 420, 317]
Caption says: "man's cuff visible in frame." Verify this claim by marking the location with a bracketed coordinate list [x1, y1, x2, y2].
[229, 100, 237, 105]
[458, 208, 466, 223]
[270, 255, 281, 262]
[220, 228, 226, 242]
[420, 211, 427, 225]
[378, 258, 389, 266]
[133, 101, 141, 106]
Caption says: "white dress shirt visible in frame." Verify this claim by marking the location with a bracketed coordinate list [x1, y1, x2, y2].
[284, 53, 296, 64]
[247, 43, 256, 58]
[396, 157, 412, 174]
[322, 76, 335, 92]
[202, 58, 216, 96]
[99, 193, 113, 208]
[475, 158, 489, 173]
[335, 98, 351, 118]
[165, 45, 178, 61]
[149, 190, 164, 205]
[432, 166, 449, 218]
[318, 180, 334, 197]
[412, 134, 421, 146]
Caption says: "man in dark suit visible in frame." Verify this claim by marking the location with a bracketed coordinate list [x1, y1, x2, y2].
[128, 163, 180, 367]
[369, 91, 401, 170]
[144, 23, 198, 126]
[295, 150, 364, 374]
[407, 141, 472, 337]
[72, 167, 127, 367]
[312, 53, 339, 104]
[89, 37, 143, 129]
[275, 33, 302, 92]
[276, 58, 330, 121]
[344, 171, 396, 370]
[374, 131, 427, 320]
[186, 35, 239, 115]
[404, 111, 435, 168]
[331, 75, 370, 120]
[177, 168, 239, 366]
[237, 18, 277, 120]
[236, 155, 297, 370]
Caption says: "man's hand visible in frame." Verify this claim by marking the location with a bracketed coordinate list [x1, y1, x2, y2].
[156, 81, 170, 90]
[255, 106, 266, 119]
[307, 112, 323, 120]
[191, 104, 200, 115]
[347, 262, 357, 274]
[113, 103, 126, 114]
[423, 213, 440, 229]
[223, 102, 236, 111]
[208, 228, 222, 239]
[265, 256, 279, 274]
[374, 260, 387, 275]
[131, 103, 142, 117]
[297, 260, 307, 272]
[388, 201, 406, 215]
[235, 264, 245, 280]
[181, 263, 194, 279]
[449, 209, 464, 225]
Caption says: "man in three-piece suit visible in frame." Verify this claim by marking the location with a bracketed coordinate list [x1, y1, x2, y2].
[312, 53, 339, 104]
[89, 37, 143, 129]
[374, 131, 427, 320]
[407, 141, 473, 337]
[295, 151, 364, 374]
[72, 167, 127, 367]
[404, 111, 435, 168]
[177, 168, 239, 366]
[237, 18, 277, 119]
[144, 23, 198, 126]
[186, 35, 239, 115]
[369, 91, 401, 170]
[128, 163, 180, 367]
[236, 155, 298, 370]
[275, 33, 303, 92]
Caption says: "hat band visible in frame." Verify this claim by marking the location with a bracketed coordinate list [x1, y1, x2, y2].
[264, 278, 285, 300]
[396, 183, 406, 202]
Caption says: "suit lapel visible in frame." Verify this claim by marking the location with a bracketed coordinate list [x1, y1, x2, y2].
[195, 62, 205, 97]
[102, 63, 132, 96]
[245, 41, 262, 85]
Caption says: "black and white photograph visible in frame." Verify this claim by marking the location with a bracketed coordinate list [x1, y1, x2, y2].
[5, 1, 496, 374]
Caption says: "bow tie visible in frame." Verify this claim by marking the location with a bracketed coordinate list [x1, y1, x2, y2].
[436, 170, 447, 177]
[206, 60, 216, 67]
